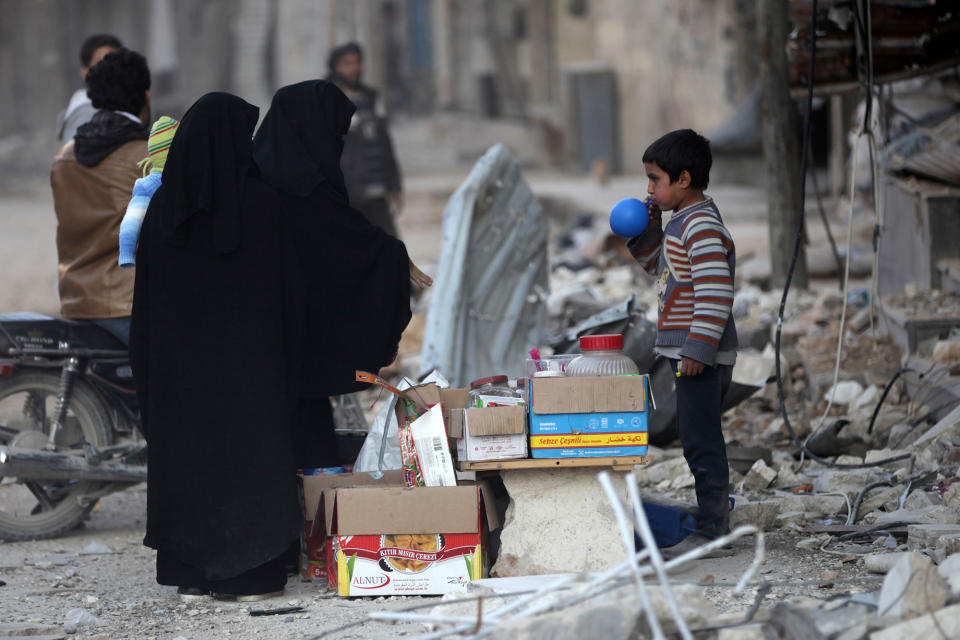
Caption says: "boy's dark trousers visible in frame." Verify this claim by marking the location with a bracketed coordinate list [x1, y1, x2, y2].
[670, 358, 733, 539]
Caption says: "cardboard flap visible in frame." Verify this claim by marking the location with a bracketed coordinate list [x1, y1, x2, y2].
[301, 470, 404, 522]
[532, 376, 648, 415]
[464, 406, 527, 436]
[394, 384, 471, 439]
[440, 389, 470, 438]
[333, 486, 481, 535]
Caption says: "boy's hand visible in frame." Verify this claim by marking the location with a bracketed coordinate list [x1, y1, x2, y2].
[645, 198, 663, 228]
[679, 357, 705, 376]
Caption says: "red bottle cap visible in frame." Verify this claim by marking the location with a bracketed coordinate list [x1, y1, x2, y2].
[579, 334, 624, 351]
[470, 375, 509, 389]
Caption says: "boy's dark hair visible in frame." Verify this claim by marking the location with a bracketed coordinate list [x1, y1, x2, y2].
[327, 41, 363, 74]
[86, 48, 151, 114]
[79, 34, 123, 67]
[642, 129, 712, 190]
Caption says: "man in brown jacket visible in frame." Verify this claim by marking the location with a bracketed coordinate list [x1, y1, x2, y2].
[51, 48, 151, 345]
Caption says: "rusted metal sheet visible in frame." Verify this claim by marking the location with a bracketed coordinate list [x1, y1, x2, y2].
[788, 1, 960, 94]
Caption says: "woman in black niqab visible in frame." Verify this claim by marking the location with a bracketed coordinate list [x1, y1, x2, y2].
[130, 92, 301, 598]
[253, 80, 413, 468]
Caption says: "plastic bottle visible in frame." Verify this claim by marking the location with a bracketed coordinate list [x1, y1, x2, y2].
[468, 375, 523, 407]
[565, 334, 639, 377]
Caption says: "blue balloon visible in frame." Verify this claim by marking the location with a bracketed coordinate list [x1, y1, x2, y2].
[609, 198, 650, 237]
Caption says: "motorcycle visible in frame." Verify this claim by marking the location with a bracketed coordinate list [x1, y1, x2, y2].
[0, 313, 146, 540]
[0, 312, 372, 541]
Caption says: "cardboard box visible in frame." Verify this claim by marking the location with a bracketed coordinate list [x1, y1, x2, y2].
[326, 486, 489, 596]
[456, 405, 528, 461]
[297, 470, 404, 581]
[529, 376, 651, 458]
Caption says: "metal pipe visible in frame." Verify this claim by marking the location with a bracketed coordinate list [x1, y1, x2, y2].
[0, 446, 146, 483]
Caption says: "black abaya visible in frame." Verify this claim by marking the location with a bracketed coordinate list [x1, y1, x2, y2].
[130, 93, 301, 592]
[253, 81, 412, 464]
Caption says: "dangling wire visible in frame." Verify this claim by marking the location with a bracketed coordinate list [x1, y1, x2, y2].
[773, 0, 911, 470]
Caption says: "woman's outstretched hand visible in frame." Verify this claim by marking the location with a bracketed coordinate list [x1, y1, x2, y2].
[409, 259, 434, 289]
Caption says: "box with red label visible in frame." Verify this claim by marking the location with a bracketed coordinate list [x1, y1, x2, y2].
[297, 470, 403, 582]
[325, 485, 493, 596]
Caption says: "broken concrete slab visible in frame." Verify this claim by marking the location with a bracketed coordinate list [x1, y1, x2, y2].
[717, 624, 773, 640]
[869, 603, 960, 640]
[742, 459, 778, 492]
[864, 552, 910, 575]
[907, 524, 960, 551]
[864, 507, 960, 527]
[730, 499, 782, 531]
[633, 456, 692, 487]
[877, 552, 947, 619]
[814, 603, 870, 637]
[493, 469, 629, 576]
[493, 584, 716, 640]
[937, 553, 960, 598]
[859, 488, 903, 520]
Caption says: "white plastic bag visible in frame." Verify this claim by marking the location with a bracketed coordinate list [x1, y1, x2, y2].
[353, 371, 449, 475]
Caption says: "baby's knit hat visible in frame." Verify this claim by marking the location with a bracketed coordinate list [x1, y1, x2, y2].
[139, 116, 179, 175]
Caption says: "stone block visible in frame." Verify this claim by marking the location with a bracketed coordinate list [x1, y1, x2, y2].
[493, 469, 630, 577]
[718, 624, 774, 640]
[903, 489, 942, 511]
[730, 499, 781, 531]
[864, 507, 960, 527]
[877, 552, 947, 620]
[907, 524, 960, 552]
[869, 603, 960, 640]
[741, 459, 777, 492]
[778, 494, 847, 518]
[934, 534, 960, 564]
[634, 456, 692, 487]
[773, 464, 806, 487]
[933, 339, 960, 364]
[863, 449, 911, 467]
[857, 487, 903, 519]
[813, 469, 885, 496]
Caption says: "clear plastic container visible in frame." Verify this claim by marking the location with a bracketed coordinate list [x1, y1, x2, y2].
[469, 375, 523, 407]
[565, 334, 639, 377]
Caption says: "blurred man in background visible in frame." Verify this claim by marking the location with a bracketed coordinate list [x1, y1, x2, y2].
[327, 42, 403, 237]
[50, 48, 150, 345]
[57, 34, 124, 146]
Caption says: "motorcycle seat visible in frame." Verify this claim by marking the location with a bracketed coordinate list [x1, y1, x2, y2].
[0, 313, 125, 353]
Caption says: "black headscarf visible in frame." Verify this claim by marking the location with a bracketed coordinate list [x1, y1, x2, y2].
[252, 80, 411, 399]
[131, 91, 302, 583]
[160, 92, 259, 253]
[252, 80, 355, 203]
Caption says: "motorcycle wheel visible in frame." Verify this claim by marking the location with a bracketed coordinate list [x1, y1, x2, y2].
[0, 371, 113, 541]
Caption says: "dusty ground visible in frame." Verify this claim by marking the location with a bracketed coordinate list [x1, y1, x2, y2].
[0, 482, 886, 639]
[0, 122, 878, 638]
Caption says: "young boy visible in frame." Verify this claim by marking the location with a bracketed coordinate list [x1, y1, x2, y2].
[628, 129, 738, 555]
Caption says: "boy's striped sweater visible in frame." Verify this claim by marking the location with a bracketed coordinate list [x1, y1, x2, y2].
[628, 198, 738, 366]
